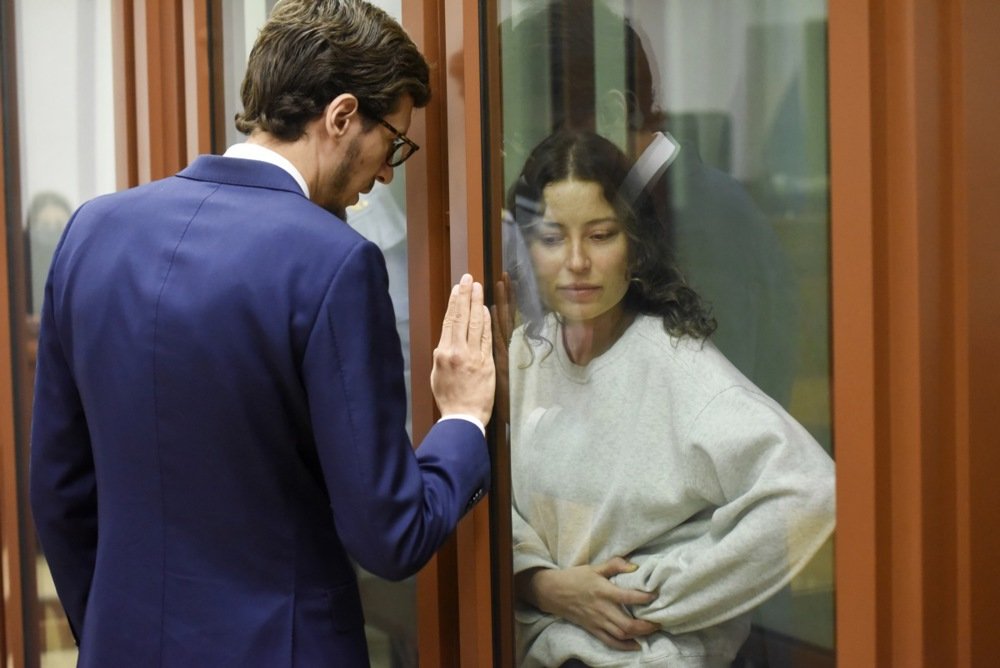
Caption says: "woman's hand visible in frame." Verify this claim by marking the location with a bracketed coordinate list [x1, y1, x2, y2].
[516, 558, 659, 651]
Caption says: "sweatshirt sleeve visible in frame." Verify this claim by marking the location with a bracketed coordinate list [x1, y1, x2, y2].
[612, 386, 835, 634]
[511, 503, 560, 625]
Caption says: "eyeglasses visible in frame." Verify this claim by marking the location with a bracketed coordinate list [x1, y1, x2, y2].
[376, 117, 420, 167]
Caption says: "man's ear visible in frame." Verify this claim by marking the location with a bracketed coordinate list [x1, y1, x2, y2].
[597, 89, 629, 130]
[325, 94, 360, 138]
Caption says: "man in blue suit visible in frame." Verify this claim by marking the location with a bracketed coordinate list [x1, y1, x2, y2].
[29, 1, 494, 666]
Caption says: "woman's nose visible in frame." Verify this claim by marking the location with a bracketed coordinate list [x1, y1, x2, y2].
[565, 242, 590, 272]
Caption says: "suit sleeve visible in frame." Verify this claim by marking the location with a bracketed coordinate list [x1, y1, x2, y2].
[612, 386, 835, 634]
[302, 241, 490, 580]
[29, 262, 97, 643]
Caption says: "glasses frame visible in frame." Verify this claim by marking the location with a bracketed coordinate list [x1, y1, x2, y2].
[376, 117, 420, 167]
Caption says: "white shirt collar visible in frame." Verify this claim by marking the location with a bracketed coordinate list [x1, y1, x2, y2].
[223, 142, 310, 198]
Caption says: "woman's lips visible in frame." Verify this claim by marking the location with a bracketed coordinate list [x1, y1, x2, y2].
[557, 285, 601, 302]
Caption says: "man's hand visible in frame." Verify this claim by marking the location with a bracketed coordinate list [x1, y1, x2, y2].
[431, 274, 496, 427]
[490, 272, 515, 423]
[516, 558, 659, 651]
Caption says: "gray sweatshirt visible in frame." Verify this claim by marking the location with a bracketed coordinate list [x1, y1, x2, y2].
[510, 314, 835, 667]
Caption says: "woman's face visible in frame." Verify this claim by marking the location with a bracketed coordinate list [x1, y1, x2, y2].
[528, 178, 630, 325]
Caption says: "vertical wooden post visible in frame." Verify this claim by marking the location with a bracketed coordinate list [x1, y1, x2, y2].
[114, 0, 214, 188]
[0, 16, 28, 663]
[0, 3, 31, 665]
[402, 1, 460, 665]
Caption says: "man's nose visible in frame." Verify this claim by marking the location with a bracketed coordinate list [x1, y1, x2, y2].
[375, 162, 394, 185]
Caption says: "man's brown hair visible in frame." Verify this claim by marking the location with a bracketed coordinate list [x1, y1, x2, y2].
[235, 0, 431, 141]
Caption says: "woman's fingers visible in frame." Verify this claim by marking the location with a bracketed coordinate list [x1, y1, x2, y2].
[594, 556, 636, 578]
[591, 628, 641, 652]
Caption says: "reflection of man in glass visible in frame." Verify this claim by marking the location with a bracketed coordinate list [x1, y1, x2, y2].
[505, 130, 834, 668]
[24, 191, 73, 315]
[503, 0, 799, 406]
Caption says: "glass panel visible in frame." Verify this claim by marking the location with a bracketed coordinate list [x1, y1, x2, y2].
[9, 1, 118, 667]
[218, 2, 416, 665]
[494, 1, 834, 665]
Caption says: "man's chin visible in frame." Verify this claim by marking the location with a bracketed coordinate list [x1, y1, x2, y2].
[318, 201, 348, 220]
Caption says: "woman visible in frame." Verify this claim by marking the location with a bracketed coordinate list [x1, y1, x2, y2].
[504, 131, 835, 667]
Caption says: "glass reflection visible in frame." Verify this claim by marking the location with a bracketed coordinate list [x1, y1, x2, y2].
[496, 1, 835, 665]
[11, 2, 117, 666]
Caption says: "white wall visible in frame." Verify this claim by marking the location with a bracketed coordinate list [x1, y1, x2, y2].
[16, 0, 117, 214]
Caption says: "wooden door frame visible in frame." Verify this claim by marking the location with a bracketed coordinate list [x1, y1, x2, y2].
[1, 2, 29, 664]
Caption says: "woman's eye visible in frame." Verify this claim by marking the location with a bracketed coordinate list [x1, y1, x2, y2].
[590, 230, 618, 242]
[538, 235, 563, 246]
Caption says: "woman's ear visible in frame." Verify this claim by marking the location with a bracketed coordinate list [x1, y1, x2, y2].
[325, 94, 360, 137]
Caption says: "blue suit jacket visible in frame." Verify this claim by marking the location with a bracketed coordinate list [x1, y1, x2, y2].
[29, 156, 490, 667]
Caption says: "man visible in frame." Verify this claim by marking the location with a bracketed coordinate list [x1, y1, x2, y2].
[29, 1, 494, 666]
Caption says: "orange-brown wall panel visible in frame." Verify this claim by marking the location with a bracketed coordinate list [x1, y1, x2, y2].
[959, 0, 1000, 662]
[116, 0, 199, 187]
[831, 1, 1000, 666]
[112, 0, 139, 188]
[182, 0, 213, 161]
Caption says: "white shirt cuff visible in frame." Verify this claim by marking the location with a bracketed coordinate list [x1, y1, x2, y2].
[438, 414, 486, 436]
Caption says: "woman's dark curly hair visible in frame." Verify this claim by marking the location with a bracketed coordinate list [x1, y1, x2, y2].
[235, 0, 430, 140]
[507, 130, 716, 343]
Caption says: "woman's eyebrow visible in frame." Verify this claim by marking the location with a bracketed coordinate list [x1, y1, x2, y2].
[536, 217, 618, 227]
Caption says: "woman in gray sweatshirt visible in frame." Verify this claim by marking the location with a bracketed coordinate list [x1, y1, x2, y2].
[503, 130, 835, 668]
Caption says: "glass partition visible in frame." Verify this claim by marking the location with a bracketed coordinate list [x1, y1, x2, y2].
[6, 2, 118, 667]
[493, 1, 834, 665]
[218, 2, 416, 665]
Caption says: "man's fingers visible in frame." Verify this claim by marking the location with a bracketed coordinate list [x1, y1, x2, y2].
[438, 274, 474, 349]
[493, 278, 510, 340]
[480, 305, 493, 361]
[490, 305, 503, 347]
[467, 281, 485, 346]
[450, 274, 473, 346]
[438, 284, 459, 349]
